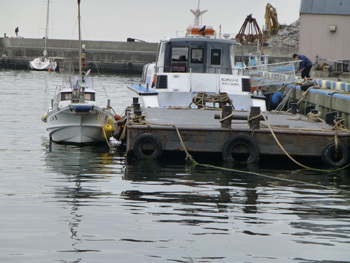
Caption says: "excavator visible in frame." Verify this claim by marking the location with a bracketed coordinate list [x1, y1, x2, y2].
[265, 3, 279, 36]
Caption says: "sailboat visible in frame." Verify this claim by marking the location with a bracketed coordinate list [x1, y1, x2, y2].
[42, 0, 117, 144]
[29, 0, 57, 71]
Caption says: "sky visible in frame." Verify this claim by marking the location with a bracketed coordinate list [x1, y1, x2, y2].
[0, 0, 301, 43]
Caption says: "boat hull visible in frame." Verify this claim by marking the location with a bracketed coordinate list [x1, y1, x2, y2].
[29, 57, 57, 71]
[46, 106, 114, 144]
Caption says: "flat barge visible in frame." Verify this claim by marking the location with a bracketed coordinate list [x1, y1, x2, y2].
[123, 104, 350, 168]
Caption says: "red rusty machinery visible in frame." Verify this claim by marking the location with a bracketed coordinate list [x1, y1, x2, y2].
[235, 14, 263, 45]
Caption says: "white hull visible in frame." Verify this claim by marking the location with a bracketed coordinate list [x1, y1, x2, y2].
[129, 72, 267, 111]
[47, 106, 113, 144]
[29, 57, 57, 71]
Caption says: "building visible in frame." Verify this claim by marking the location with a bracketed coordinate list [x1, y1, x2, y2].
[299, 0, 350, 71]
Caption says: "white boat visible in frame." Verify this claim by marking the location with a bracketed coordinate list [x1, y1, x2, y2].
[128, 5, 266, 111]
[29, 0, 57, 71]
[42, 0, 116, 144]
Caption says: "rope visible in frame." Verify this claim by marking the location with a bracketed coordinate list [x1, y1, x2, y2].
[306, 111, 325, 123]
[126, 110, 350, 173]
[260, 113, 350, 172]
[192, 92, 232, 108]
[167, 114, 350, 193]
[193, 162, 350, 194]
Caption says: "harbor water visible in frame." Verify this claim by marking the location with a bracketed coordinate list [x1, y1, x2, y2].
[0, 70, 349, 263]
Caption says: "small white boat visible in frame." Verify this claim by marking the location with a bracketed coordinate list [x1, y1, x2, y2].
[128, 5, 266, 111]
[29, 0, 57, 71]
[29, 55, 57, 71]
[42, 0, 116, 144]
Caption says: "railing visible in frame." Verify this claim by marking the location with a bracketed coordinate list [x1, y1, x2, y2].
[246, 60, 301, 87]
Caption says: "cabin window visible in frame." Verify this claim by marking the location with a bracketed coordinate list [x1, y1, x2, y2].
[171, 47, 188, 72]
[84, 93, 95, 101]
[61, 92, 72, 101]
[191, 48, 204, 64]
[211, 49, 221, 65]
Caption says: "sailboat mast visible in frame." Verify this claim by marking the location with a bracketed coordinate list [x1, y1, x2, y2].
[44, 0, 50, 57]
[78, 0, 82, 77]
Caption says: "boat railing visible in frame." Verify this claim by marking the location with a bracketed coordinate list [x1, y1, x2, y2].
[245, 60, 301, 87]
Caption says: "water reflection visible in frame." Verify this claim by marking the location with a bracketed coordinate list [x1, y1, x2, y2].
[123, 160, 350, 261]
[43, 142, 350, 262]
[44, 142, 125, 256]
[45, 141, 124, 176]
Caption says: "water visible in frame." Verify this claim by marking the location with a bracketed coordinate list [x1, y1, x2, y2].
[0, 70, 350, 263]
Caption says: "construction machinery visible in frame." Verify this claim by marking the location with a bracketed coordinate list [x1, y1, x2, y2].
[265, 3, 279, 36]
[235, 14, 263, 45]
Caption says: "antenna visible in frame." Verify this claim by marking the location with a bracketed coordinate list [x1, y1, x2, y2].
[190, 0, 207, 26]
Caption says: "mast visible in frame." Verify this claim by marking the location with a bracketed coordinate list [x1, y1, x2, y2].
[43, 0, 50, 57]
[190, 0, 207, 26]
[78, 0, 82, 77]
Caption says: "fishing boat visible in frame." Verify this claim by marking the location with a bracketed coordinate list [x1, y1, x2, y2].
[42, 0, 116, 144]
[128, 4, 266, 111]
[29, 0, 57, 71]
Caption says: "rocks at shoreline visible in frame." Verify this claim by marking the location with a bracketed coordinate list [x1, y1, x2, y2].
[266, 19, 300, 48]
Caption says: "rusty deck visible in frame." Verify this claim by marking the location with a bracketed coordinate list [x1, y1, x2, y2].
[125, 107, 350, 166]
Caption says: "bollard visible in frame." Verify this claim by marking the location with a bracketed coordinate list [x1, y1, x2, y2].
[133, 97, 139, 106]
[134, 103, 142, 116]
[290, 103, 297, 115]
[249, 106, 261, 130]
[221, 105, 232, 128]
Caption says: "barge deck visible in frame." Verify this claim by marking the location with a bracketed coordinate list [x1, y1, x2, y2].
[124, 106, 350, 167]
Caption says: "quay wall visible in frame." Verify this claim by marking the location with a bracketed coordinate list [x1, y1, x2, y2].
[0, 38, 297, 73]
[266, 71, 350, 129]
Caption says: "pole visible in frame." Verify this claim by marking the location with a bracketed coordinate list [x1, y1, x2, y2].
[44, 0, 50, 57]
[78, 0, 82, 77]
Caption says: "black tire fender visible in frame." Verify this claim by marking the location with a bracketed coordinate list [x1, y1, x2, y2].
[133, 133, 162, 159]
[321, 142, 349, 167]
[222, 134, 260, 164]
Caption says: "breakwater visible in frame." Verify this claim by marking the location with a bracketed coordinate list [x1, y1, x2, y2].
[0, 38, 158, 73]
[0, 37, 297, 74]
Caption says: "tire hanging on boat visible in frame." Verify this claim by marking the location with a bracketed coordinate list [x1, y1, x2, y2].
[133, 133, 163, 159]
[222, 134, 260, 164]
[321, 142, 349, 167]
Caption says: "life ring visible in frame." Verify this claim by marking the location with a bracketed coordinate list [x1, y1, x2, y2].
[133, 133, 162, 159]
[222, 134, 260, 164]
[321, 142, 349, 167]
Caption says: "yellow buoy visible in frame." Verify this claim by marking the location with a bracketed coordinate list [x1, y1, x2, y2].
[107, 116, 116, 132]
[102, 124, 113, 139]
[41, 113, 48, 122]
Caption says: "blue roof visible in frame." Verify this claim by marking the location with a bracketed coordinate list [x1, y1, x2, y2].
[300, 0, 350, 15]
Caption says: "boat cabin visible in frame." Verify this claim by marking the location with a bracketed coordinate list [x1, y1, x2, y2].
[157, 37, 238, 75]
[51, 77, 96, 110]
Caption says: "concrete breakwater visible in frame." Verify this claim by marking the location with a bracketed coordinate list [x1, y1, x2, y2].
[0, 37, 297, 74]
[0, 38, 158, 73]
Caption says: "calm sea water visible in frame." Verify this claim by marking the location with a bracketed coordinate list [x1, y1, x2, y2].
[0, 69, 349, 263]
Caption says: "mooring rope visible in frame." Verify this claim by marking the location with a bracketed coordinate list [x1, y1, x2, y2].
[122, 111, 350, 193]
[126, 108, 350, 174]
[169, 116, 350, 194]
